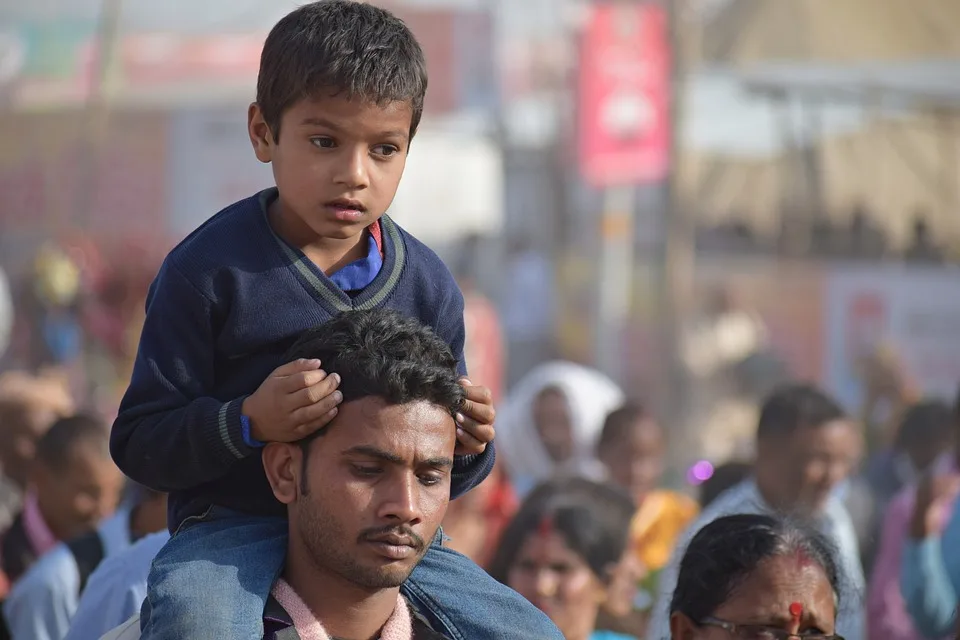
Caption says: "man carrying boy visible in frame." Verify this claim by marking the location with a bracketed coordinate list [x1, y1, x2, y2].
[105, 310, 560, 639]
[111, 2, 558, 638]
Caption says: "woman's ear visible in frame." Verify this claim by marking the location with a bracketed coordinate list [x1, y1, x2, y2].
[670, 611, 699, 640]
[262, 443, 301, 505]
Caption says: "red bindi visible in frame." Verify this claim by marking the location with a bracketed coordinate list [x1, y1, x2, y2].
[789, 602, 803, 621]
[537, 516, 554, 539]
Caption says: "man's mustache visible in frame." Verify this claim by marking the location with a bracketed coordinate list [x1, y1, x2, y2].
[359, 525, 426, 551]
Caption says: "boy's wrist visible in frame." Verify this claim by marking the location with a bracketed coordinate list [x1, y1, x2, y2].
[240, 413, 265, 448]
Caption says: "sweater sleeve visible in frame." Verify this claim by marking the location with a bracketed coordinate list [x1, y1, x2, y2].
[435, 282, 496, 500]
[110, 260, 253, 492]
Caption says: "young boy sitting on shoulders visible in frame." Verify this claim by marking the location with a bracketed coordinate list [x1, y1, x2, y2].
[110, 2, 561, 638]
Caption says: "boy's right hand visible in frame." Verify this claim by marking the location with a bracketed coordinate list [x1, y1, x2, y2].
[241, 359, 342, 443]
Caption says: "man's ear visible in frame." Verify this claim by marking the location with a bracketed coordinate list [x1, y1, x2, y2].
[262, 443, 302, 505]
[670, 611, 699, 640]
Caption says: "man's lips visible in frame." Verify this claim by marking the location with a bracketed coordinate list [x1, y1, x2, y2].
[363, 531, 423, 561]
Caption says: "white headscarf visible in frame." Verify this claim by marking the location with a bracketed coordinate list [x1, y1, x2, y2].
[496, 361, 624, 496]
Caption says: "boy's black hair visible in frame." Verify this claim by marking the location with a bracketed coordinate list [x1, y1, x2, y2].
[257, 0, 428, 140]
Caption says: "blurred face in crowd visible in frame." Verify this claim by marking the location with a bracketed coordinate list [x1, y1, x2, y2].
[671, 554, 839, 640]
[758, 419, 861, 515]
[33, 442, 124, 541]
[533, 387, 575, 464]
[0, 402, 64, 489]
[598, 416, 665, 503]
[508, 527, 626, 640]
[265, 397, 455, 591]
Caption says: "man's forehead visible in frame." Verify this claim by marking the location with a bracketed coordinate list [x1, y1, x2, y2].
[322, 397, 456, 458]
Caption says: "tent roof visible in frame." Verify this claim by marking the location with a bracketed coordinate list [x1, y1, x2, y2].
[703, 0, 960, 63]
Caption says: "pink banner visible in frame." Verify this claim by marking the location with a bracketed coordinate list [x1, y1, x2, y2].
[578, 3, 670, 187]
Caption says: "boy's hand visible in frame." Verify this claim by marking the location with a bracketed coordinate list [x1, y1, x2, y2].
[242, 359, 342, 443]
[455, 378, 496, 456]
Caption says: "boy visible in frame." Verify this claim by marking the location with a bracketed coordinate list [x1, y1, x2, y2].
[111, 2, 559, 638]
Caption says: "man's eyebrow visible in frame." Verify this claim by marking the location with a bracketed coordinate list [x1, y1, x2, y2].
[342, 445, 453, 469]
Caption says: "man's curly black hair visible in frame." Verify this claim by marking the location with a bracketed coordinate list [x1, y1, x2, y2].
[284, 309, 464, 423]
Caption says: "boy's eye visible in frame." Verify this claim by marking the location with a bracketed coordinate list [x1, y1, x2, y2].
[373, 144, 399, 157]
[310, 137, 336, 149]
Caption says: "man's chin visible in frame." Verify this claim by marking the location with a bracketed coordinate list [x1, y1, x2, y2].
[352, 564, 415, 590]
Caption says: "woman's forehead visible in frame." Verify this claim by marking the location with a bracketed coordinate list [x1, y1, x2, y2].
[713, 554, 835, 624]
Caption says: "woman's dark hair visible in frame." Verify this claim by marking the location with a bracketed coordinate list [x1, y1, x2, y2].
[669, 514, 841, 622]
[488, 477, 635, 584]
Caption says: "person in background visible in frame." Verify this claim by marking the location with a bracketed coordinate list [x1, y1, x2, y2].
[0, 372, 75, 535]
[898, 388, 960, 638]
[596, 403, 698, 628]
[668, 513, 845, 640]
[865, 399, 953, 529]
[0, 414, 123, 588]
[866, 400, 956, 640]
[698, 461, 752, 510]
[490, 477, 639, 640]
[3, 485, 166, 640]
[496, 362, 624, 497]
[64, 531, 169, 640]
[646, 383, 865, 640]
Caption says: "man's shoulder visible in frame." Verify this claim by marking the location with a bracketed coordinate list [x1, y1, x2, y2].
[99, 613, 141, 640]
[5, 543, 75, 603]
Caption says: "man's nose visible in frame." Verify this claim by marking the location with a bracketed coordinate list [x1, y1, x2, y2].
[377, 473, 422, 524]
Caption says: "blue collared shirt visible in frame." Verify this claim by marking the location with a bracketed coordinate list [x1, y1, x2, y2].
[65, 531, 169, 640]
[328, 231, 383, 293]
[2, 509, 133, 640]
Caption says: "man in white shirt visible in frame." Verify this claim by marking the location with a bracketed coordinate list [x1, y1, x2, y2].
[646, 384, 866, 640]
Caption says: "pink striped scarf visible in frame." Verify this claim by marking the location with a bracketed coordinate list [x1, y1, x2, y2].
[271, 579, 413, 640]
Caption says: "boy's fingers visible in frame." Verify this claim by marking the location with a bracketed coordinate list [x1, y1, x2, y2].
[273, 358, 322, 377]
[294, 407, 340, 437]
[281, 369, 329, 393]
[455, 426, 486, 455]
[460, 381, 493, 404]
[290, 391, 343, 426]
[287, 372, 340, 404]
[460, 398, 495, 426]
[456, 414, 495, 445]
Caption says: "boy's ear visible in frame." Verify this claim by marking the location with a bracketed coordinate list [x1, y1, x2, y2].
[248, 102, 275, 164]
[262, 442, 301, 505]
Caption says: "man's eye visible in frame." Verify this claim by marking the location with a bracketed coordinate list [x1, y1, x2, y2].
[352, 465, 381, 477]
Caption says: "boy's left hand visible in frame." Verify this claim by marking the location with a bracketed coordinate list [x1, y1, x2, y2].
[455, 378, 496, 456]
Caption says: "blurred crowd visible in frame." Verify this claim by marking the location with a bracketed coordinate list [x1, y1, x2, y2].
[0, 236, 959, 640]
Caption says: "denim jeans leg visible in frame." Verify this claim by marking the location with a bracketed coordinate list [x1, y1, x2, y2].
[139, 511, 288, 640]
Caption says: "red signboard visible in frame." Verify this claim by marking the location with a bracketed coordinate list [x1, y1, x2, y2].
[578, 3, 670, 187]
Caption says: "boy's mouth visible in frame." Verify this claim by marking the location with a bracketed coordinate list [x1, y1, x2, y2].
[325, 198, 367, 222]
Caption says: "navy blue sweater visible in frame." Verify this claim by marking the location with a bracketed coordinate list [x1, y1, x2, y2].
[111, 189, 495, 530]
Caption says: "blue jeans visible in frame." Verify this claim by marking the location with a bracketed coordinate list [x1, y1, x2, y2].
[140, 509, 561, 640]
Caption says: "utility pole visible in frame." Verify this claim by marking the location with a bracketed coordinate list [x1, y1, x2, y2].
[74, 0, 124, 230]
[660, 0, 697, 451]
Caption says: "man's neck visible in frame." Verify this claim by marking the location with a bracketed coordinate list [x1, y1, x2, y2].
[283, 560, 400, 640]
